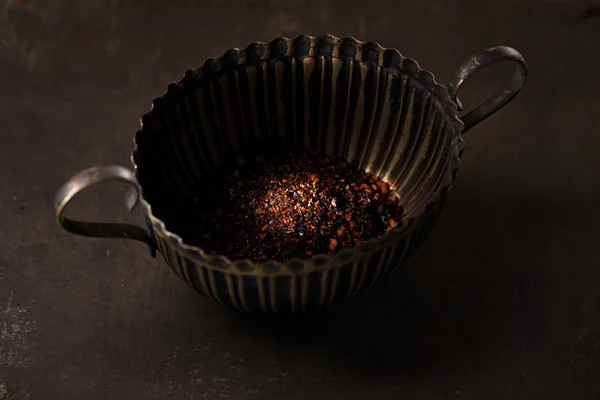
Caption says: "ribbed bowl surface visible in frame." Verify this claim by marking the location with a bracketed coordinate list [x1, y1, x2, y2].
[132, 34, 464, 313]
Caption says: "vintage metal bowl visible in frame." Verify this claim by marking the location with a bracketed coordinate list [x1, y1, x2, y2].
[55, 34, 527, 313]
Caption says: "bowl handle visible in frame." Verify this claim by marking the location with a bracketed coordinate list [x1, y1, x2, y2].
[448, 46, 527, 134]
[54, 165, 157, 257]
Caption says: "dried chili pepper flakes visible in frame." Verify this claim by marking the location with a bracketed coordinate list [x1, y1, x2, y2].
[172, 150, 404, 262]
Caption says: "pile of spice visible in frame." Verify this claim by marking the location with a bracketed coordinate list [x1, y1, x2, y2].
[174, 150, 404, 262]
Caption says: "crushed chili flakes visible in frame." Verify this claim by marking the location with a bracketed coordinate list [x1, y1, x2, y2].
[171, 150, 404, 262]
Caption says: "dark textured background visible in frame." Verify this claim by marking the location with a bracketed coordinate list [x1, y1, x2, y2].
[1, 0, 600, 398]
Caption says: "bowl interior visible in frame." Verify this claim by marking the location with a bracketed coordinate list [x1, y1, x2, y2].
[133, 36, 459, 240]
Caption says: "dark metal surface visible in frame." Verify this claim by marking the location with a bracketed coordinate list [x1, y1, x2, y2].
[1, 0, 600, 398]
[54, 165, 157, 256]
[448, 46, 528, 133]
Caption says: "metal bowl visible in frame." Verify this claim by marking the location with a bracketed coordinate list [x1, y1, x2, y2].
[54, 34, 527, 313]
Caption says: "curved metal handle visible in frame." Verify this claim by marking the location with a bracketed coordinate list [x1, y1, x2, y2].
[448, 46, 528, 134]
[54, 165, 157, 257]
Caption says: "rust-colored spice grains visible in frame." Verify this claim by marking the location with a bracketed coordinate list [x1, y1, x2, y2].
[178, 150, 404, 262]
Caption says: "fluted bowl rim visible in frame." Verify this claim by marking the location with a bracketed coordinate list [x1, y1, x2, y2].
[131, 33, 464, 276]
